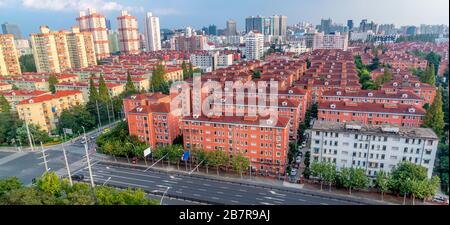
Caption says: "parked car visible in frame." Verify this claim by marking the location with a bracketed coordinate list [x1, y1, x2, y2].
[71, 174, 84, 181]
[290, 169, 298, 176]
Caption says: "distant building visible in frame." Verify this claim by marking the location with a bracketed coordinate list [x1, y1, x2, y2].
[77, 8, 110, 59]
[0, 34, 21, 76]
[244, 31, 264, 60]
[312, 32, 348, 50]
[245, 15, 287, 38]
[14, 39, 32, 56]
[190, 51, 218, 72]
[1, 22, 24, 40]
[144, 12, 161, 51]
[171, 35, 206, 51]
[117, 10, 140, 54]
[226, 20, 237, 36]
[310, 121, 438, 179]
[347, 20, 354, 30]
[108, 30, 120, 53]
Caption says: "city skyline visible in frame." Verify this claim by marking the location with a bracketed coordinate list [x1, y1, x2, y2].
[0, 0, 448, 37]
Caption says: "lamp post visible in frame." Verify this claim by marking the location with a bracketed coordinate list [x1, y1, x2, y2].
[82, 126, 95, 187]
[160, 187, 170, 205]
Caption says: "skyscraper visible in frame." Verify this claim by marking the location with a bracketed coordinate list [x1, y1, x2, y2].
[226, 20, 237, 36]
[347, 20, 354, 30]
[77, 8, 110, 59]
[208, 25, 217, 36]
[320, 18, 332, 34]
[144, 12, 161, 51]
[106, 19, 112, 30]
[246, 15, 286, 37]
[1, 22, 24, 40]
[117, 10, 140, 54]
[244, 31, 264, 60]
[246, 16, 264, 34]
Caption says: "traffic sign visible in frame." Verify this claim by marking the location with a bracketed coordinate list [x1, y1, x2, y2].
[143, 147, 152, 157]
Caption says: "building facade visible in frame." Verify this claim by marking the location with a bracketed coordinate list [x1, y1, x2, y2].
[77, 8, 110, 59]
[244, 31, 264, 60]
[0, 34, 21, 76]
[310, 121, 438, 178]
[144, 12, 161, 51]
[117, 10, 140, 54]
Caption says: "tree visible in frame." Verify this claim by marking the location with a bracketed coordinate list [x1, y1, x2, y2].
[323, 162, 337, 192]
[252, 71, 261, 79]
[0, 97, 22, 145]
[0, 177, 22, 197]
[231, 153, 250, 179]
[167, 145, 184, 170]
[66, 182, 96, 205]
[188, 63, 194, 77]
[58, 105, 96, 136]
[19, 54, 37, 72]
[35, 172, 63, 197]
[16, 123, 49, 145]
[424, 86, 444, 136]
[150, 64, 169, 94]
[206, 150, 228, 176]
[124, 71, 137, 96]
[181, 61, 189, 79]
[425, 52, 441, 73]
[375, 171, 390, 201]
[0, 94, 11, 113]
[48, 74, 58, 94]
[339, 167, 369, 195]
[389, 161, 428, 201]
[311, 161, 326, 190]
[97, 74, 110, 102]
[192, 148, 208, 173]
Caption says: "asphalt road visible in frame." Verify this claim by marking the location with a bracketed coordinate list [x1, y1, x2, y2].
[73, 161, 374, 205]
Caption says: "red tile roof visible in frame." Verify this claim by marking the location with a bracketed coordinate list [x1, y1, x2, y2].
[17, 90, 82, 105]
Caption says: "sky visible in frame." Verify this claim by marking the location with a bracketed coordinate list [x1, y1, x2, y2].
[0, 0, 448, 37]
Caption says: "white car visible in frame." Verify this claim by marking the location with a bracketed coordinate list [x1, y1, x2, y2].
[290, 169, 298, 176]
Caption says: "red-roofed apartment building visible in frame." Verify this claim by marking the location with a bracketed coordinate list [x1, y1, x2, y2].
[181, 115, 290, 176]
[16, 90, 84, 132]
[318, 101, 425, 128]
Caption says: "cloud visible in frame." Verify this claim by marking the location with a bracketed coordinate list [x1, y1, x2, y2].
[21, 0, 136, 12]
[152, 8, 180, 16]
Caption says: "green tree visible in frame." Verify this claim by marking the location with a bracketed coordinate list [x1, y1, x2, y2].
[151, 64, 169, 94]
[65, 182, 95, 205]
[167, 145, 184, 170]
[97, 74, 110, 102]
[389, 161, 428, 200]
[58, 105, 96, 135]
[252, 71, 261, 79]
[48, 74, 58, 94]
[231, 153, 250, 178]
[0, 94, 11, 113]
[339, 167, 369, 195]
[323, 162, 337, 192]
[192, 148, 208, 173]
[206, 150, 228, 176]
[188, 63, 194, 77]
[425, 52, 441, 73]
[19, 54, 37, 72]
[124, 71, 138, 96]
[0, 97, 22, 145]
[424, 86, 445, 136]
[311, 161, 326, 190]
[35, 172, 62, 197]
[181, 61, 188, 79]
[16, 123, 49, 145]
[375, 171, 390, 201]
[0, 177, 22, 197]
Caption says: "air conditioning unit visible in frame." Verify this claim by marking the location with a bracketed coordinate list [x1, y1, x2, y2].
[368, 92, 373, 97]
[324, 82, 329, 86]
[193, 114, 199, 119]
[404, 75, 409, 79]
[136, 107, 143, 112]
[282, 101, 287, 106]
[408, 108, 415, 113]
[402, 93, 408, 98]
[330, 104, 336, 109]
[288, 90, 293, 94]
[393, 82, 398, 87]
[336, 91, 342, 95]
[415, 83, 420, 87]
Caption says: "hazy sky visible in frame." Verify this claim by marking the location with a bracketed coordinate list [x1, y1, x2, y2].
[0, 0, 448, 36]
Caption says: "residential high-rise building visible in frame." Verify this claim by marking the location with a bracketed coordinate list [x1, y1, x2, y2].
[144, 12, 161, 51]
[31, 26, 96, 73]
[1, 22, 24, 40]
[208, 25, 217, 36]
[246, 16, 264, 34]
[0, 34, 21, 76]
[105, 19, 112, 30]
[77, 8, 110, 59]
[108, 30, 120, 53]
[66, 27, 97, 68]
[226, 20, 237, 36]
[246, 15, 287, 38]
[272, 15, 287, 37]
[244, 31, 264, 60]
[320, 18, 333, 34]
[171, 35, 206, 51]
[117, 10, 140, 54]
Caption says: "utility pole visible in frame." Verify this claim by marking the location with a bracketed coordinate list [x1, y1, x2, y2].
[82, 126, 95, 187]
[40, 142, 48, 172]
[95, 100, 102, 130]
[62, 130, 73, 186]
[24, 117, 34, 151]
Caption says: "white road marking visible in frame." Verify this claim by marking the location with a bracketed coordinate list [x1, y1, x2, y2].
[320, 203, 329, 205]
[95, 177, 147, 188]
[0, 152, 27, 165]
[203, 183, 211, 187]
[239, 189, 247, 192]
[235, 194, 243, 197]
[260, 202, 273, 205]
[217, 191, 224, 194]
[220, 186, 229, 189]
[231, 200, 239, 203]
[198, 188, 206, 191]
[264, 196, 285, 202]
[211, 197, 219, 200]
[298, 198, 306, 202]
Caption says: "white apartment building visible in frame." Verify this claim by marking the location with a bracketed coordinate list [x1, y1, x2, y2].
[312, 32, 348, 51]
[310, 121, 438, 178]
[144, 12, 161, 51]
[244, 31, 264, 60]
[190, 52, 218, 72]
[217, 53, 233, 68]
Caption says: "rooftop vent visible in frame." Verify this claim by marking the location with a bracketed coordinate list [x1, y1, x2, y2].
[330, 104, 336, 109]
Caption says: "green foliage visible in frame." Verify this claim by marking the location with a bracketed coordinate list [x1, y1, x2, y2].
[206, 150, 228, 175]
[436, 143, 449, 194]
[151, 64, 170, 94]
[48, 74, 58, 94]
[374, 68, 393, 88]
[124, 71, 138, 97]
[16, 123, 49, 145]
[252, 71, 261, 79]
[375, 171, 390, 200]
[0, 172, 158, 205]
[97, 74, 110, 102]
[389, 161, 428, 196]
[338, 167, 369, 194]
[231, 153, 250, 178]
[57, 105, 96, 136]
[19, 54, 37, 72]
[424, 86, 445, 136]
[396, 34, 440, 43]
[425, 52, 441, 73]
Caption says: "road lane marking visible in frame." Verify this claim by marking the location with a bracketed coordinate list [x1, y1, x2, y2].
[264, 196, 285, 202]
[235, 194, 243, 197]
[203, 183, 211, 187]
[239, 189, 247, 192]
[211, 197, 219, 200]
[298, 198, 306, 202]
[260, 202, 273, 205]
[320, 203, 329, 205]
[216, 191, 224, 194]
[231, 200, 239, 204]
[220, 186, 229, 189]
[95, 177, 147, 188]
[0, 152, 27, 165]
[198, 188, 206, 191]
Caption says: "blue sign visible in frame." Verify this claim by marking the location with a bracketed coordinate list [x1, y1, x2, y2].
[182, 151, 190, 161]
[51, 107, 56, 113]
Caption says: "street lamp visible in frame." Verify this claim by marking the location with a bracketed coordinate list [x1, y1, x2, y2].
[160, 186, 171, 205]
[102, 177, 112, 186]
